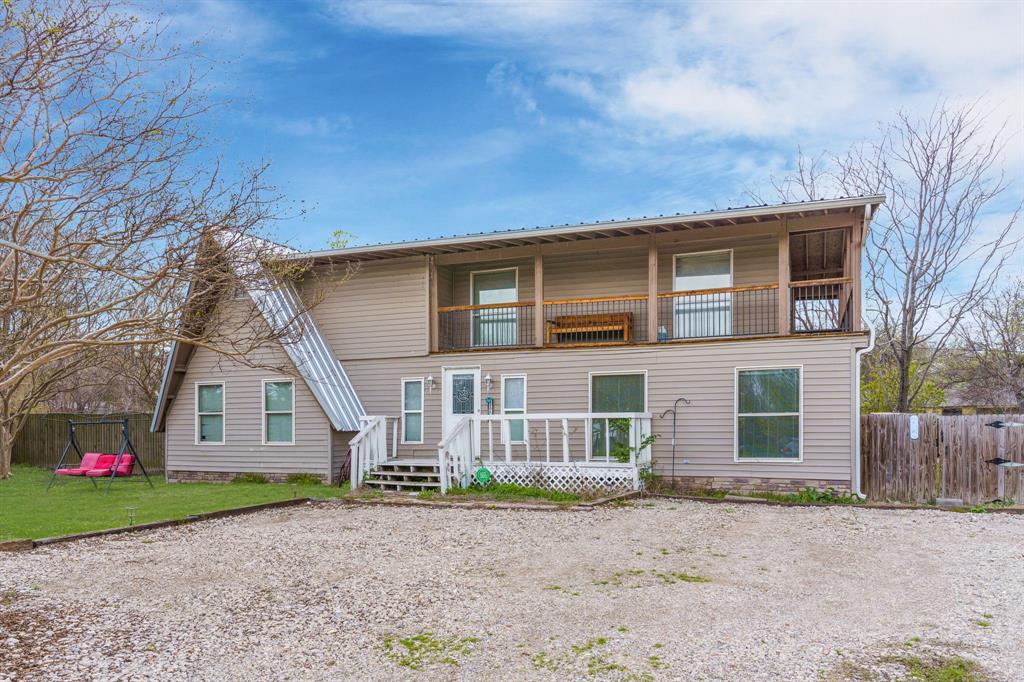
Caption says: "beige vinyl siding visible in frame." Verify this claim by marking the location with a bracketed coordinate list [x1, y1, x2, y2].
[331, 430, 354, 481]
[339, 334, 864, 483]
[165, 342, 332, 476]
[544, 247, 648, 299]
[302, 256, 427, 360]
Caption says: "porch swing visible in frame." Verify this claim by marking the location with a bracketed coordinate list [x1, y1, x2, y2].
[46, 418, 154, 494]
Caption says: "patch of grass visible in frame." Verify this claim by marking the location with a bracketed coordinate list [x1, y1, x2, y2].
[884, 654, 987, 682]
[973, 619, 991, 628]
[381, 632, 480, 670]
[740, 485, 863, 505]
[285, 472, 323, 485]
[442, 482, 581, 504]
[647, 654, 668, 669]
[595, 568, 709, 588]
[531, 651, 557, 671]
[0, 465, 351, 541]
[682, 487, 728, 499]
[231, 473, 269, 485]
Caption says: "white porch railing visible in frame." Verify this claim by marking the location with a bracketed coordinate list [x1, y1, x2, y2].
[350, 415, 398, 488]
[437, 416, 475, 494]
[445, 412, 653, 492]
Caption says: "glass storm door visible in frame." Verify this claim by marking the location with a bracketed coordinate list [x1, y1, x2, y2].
[471, 269, 518, 347]
[442, 368, 480, 439]
[674, 251, 732, 337]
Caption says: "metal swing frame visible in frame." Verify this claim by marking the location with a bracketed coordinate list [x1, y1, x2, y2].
[46, 418, 155, 494]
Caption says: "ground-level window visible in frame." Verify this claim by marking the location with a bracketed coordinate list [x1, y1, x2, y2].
[196, 382, 224, 445]
[471, 268, 518, 347]
[736, 367, 801, 460]
[590, 372, 646, 460]
[502, 375, 527, 443]
[263, 380, 294, 445]
[402, 378, 424, 444]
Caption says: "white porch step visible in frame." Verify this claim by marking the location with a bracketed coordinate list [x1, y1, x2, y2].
[364, 459, 442, 492]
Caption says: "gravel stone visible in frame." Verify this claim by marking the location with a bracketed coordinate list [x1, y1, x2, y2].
[0, 500, 1022, 680]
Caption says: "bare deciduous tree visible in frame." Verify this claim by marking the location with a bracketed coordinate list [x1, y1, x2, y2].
[0, 0, 324, 477]
[753, 103, 1020, 412]
[946, 279, 1024, 412]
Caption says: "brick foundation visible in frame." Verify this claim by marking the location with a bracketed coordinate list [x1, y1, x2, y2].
[657, 476, 850, 495]
[166, 470, 330, 485]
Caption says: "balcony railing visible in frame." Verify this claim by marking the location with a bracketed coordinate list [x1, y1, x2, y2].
[544, 295, 648, 346]
[438, 301, 536, 350]
[436, 281, 854, 351]
[656, 284, 779, 340]
[790, 278, 853, 333]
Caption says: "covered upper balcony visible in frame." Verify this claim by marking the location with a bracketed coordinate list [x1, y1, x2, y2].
[431, 217, 865, 352]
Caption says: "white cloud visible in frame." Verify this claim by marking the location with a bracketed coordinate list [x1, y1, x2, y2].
[326, 0, 1023, 159]
[269, 115, 353, 138]
[486, 62, 539, 115]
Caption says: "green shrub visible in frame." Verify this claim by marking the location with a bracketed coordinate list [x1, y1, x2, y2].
[286, 472, 323, 486]
[232, 473, 269, 485]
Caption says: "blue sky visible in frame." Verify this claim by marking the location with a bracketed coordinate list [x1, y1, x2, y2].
[159, 0, 1024, 251]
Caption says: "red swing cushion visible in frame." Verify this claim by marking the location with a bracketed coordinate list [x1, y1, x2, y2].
[86, 454, 134, 477]
[55, 452, 105, 476]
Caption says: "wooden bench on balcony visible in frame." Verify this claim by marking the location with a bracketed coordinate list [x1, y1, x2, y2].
[546, 312, 633, 344]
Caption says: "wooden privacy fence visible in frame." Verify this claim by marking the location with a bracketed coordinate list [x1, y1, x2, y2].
[861, 413, 1024, 504]
[12, 413, 164, 472]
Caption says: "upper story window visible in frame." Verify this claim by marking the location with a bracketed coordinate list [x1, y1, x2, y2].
[263, 380, 294, 445]
[735, 367, 801, 460]
[471, 268, 518, 347]
[673, 250, 733, 338]
[196, 382, 224, 445]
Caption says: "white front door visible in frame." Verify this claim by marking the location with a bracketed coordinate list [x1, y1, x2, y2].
[442, 367, 481, 439]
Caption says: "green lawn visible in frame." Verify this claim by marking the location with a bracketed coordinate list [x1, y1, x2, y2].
[0, 465, 350, 541]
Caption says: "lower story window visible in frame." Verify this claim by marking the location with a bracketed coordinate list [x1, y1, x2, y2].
[264, 380, 294, 444]
[590, 372, 646, 460]
[196, 382, 224, 444]
[736, 367, 801, 460]
[402, 378, 424, 443]
[501, 375, 526, 443]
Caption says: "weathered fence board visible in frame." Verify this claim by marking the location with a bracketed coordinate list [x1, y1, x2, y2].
[12, 413, 164, 472]
[862, 413, 1024, 504]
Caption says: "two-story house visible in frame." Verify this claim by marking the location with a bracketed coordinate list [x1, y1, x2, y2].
[151, 195, 883, 496]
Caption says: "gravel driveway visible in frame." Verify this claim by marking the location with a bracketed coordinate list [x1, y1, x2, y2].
[1, 499, 1022, 681]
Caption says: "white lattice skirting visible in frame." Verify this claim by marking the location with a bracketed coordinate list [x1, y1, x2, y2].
[476, 463, 637, 493]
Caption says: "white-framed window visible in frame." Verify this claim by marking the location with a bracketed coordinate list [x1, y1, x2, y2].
[673, 249, 733, 338]
[589, 371, 647, 459]
[262, 379, 295, 445]
[501, 374, 527, 443]
[401, 378, 424, 444]
[195, 382, 225, 445]
[735, 366, 802, 461]
[470, 267, 519, 347]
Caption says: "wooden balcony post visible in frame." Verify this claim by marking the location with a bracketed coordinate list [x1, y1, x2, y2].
[850, 205, 868, 331]
[647, 236, 658, 342]
[534, 252, 544, 347]
[428, 255, 439, 353]
[777, 219, 791, 336]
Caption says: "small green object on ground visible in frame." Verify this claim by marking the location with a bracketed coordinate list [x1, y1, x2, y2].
[474, 467, 492, 485]
[0, 465, 350, 541]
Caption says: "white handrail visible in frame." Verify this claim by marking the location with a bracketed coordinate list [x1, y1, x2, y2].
[350, 416, 390, 488]
[437, 416, 474, 494]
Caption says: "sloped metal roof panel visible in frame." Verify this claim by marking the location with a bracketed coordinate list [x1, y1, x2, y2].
[248, 280, 366, 431]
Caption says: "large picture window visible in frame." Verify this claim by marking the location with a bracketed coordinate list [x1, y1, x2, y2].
[263, 380, 294, 445]
[471, 268, 518, 347]
[673, 250, 733, 338]
[590, 372, 646, 460]
[501, 375, 527, 443]
[402, 378, 424, 444]
[196, 382, 224, 445]
[736, 367, 801, 460]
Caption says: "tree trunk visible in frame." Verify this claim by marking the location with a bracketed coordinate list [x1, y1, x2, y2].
[895, 351, 913, 413]
[0, 422, 13, 479]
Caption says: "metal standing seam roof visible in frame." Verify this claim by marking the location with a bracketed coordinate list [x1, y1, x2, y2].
[248, 280, 365, 431]
[150, 243, 366, 433]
